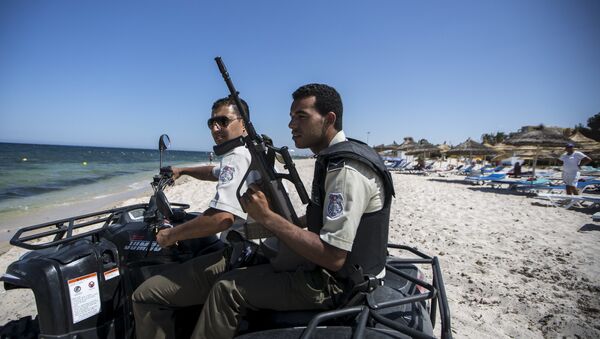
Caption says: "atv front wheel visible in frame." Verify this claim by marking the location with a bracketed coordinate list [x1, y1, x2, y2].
[0, 316, 39, 339]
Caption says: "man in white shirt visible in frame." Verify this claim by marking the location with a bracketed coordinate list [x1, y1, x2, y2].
[558, 143, 591, 195]
[132, 97, 256, 339]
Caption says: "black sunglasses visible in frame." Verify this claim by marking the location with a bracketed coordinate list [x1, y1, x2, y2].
[207, 116, 241, 129]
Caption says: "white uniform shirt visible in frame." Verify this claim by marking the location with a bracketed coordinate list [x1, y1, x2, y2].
[210, 144, 258, 242]
[559, 151, 588, 175]
[319, 131, 385, 252]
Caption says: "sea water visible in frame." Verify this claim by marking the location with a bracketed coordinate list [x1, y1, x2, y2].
[0, 143, 211, 233]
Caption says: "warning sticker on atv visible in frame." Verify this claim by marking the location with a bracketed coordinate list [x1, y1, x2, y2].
[103, 267, 120, 281]
[67, 273, 101, 323]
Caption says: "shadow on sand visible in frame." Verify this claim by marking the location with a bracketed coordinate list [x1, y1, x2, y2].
[467, 186, 536, 197]
[578, 224, 600, 232]
[427, 178, 474, 185]
[530, 201, 556, 208]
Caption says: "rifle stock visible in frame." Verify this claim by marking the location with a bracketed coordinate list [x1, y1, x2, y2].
[214, 57, 309, 239]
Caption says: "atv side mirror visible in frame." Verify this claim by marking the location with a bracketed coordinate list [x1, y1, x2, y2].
[156, 190, 174, 220]
[158, 134, 171, 170]
[159, 134, 171, 151]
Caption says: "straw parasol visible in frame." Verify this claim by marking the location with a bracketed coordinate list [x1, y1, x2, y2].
[373, 144, 385, 152]
[396, 137, 416, 152]
[570, 131, 600, 153]
[491, 142, 515, 154]
[437, 142, 451, 153]
[374, 141, 400, 153]
[446, 138, 495, 160]
[405, 139, 439, 158]
[504, 126, 573, 176]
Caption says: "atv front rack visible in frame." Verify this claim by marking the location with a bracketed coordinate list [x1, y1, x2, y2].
[300, 243, 452, 339]
[9, 202, 189, 250]
[10, 204, 147, 250]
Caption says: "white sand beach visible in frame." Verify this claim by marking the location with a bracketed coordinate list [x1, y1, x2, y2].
[1, 158, 599, 338]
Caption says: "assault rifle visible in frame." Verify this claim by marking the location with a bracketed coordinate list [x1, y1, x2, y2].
[215, 57, 309, 239]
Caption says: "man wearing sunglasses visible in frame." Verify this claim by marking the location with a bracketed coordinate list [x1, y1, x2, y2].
[132, 96, 258, 339]
[192, 84, 395, 338]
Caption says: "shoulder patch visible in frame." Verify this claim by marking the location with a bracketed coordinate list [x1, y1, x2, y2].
[219, 165, 235, 183]
[327, 159, 346, 172]
[326, 193, 344, 219]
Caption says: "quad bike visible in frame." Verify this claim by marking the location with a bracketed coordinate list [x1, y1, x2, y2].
[0, 133, 452, 339]
[1, 56, 454, 339]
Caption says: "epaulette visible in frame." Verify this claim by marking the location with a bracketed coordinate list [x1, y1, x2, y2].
[327, 159, 346, 172]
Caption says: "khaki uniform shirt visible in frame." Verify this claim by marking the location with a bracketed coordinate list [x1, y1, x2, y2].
[319, 131, 385, 252]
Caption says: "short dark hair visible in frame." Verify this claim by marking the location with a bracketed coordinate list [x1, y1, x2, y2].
[292, 83, 343, 131]
[212, 96, 249, 117]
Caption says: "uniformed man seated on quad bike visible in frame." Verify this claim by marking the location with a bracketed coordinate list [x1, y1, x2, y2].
[132, 96, 262, 338]
[192, 83, 395, 338]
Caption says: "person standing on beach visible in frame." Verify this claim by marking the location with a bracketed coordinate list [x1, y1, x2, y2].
[132, 96, 257, 339]
[558, 143, 591, 195]
[191, 83, 395, 338]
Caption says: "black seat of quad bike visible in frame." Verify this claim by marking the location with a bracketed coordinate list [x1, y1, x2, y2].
[240, 287, 423, 338]
[242, 287, 373, 331]
[370, 284, 433, 334]
[242, 271, 384, 331]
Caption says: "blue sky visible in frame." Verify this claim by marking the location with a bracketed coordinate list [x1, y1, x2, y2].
[1, 0, 599, 153]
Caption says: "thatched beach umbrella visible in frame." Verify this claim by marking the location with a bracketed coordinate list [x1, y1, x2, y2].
[491, 142, 515, 154]
[385, 141, 400, 149]
[446, 138, 495, 161]
[437, 142, 451, 153]
[374, 141, 400, 153]
[486, 142, 517, 163]
[570, 131, 600, 153]
[405, 139, 439, 158]
[505, 126, 573, 176]
[373, 144, 385, 153]
[396, 137, 416, 152]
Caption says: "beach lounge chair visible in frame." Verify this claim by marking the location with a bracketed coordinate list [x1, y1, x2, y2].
[386, 159, 407, 171]
[464, 173, 506, 185]
[457, 164, 475, 175]
[534, 193, 600, 209]
[435, 164, 464, 177]
[487, 177, 551, 191]
[580, 166, 600, 176]
[533, 178, 600, 194]
[413, 161, 437, 175]
[481, 165, 506, 174]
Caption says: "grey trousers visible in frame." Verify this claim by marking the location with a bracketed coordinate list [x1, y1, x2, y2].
[132, 248, 342, 339]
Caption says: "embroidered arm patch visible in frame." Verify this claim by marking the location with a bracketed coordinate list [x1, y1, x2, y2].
[327, 193, 344, 219]
[219, 165, 235, 183]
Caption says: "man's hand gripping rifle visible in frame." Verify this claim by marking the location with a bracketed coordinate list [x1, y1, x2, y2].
[215, 57, 309, 239]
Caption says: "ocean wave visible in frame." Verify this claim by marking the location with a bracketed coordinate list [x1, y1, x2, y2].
[0, 172, 128, 202]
